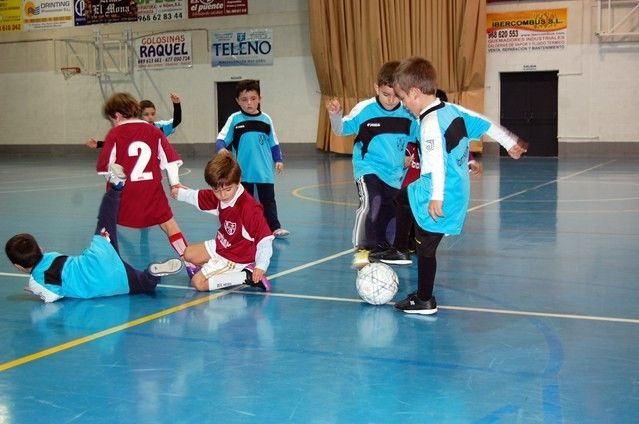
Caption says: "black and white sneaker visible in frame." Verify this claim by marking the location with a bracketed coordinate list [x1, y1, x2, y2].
[369, 248, 412, 265]
[244, 265, 272, 292]
[148, 258, 183, 277]
[394, 294, 438, 315]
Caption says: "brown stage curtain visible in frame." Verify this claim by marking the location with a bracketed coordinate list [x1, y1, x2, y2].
[309, 0, 486, 153]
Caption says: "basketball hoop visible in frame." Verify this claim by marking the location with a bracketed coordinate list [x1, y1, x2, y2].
[61, 67, 81, 80]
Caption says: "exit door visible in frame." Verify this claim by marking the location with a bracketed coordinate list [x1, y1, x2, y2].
[500, 71, 558, 156]
[216, 81, 241, 132]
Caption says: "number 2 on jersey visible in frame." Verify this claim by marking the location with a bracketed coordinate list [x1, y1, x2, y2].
[128, 141, 153, 181]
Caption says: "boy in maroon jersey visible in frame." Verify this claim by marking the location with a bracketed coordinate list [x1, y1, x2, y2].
[171, 151, 274, 292]
[96, 92, 198, 277]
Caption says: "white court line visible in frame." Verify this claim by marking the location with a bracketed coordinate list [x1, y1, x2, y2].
[0, 272, 29, 278]
[4, 257, 638, 325]
[467, 160, 616, 213]
[0, 183, 104, 195]
[197, 290, 639, 325]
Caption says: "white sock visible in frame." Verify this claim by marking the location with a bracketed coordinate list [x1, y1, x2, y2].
[208, 271, 248, 290]
[201, 257, 248, 290]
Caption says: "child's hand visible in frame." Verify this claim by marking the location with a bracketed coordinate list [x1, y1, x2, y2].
[85, 137, 98, 149]
[275, 162, 284, 174]
[170, 184, 186, 199]
[404, 154, 412, 168]
[169, 93, 181, 104]
[428, 200, 444, 221]
[251, 267, 266, 283]
[508, 138, 528, 159]
[469, 160, 483, 176]
[191, 270, 209, 291]
[325, 98, 342, 114]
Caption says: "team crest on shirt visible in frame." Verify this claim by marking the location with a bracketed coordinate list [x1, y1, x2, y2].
[424, 139, 435, 151]
[224, 220, 237, 235]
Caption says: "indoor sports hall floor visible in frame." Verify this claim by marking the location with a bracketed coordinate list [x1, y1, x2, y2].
[0, 151, 638, 423]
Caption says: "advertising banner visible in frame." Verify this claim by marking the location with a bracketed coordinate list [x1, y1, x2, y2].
[135, 31, 192, 69]
[0, 0, 23, 31]
[212, 28, 273, 67]
[22, 0, 74, 31]
[487, 8, 567, 53]
[84, 0, 136, 24]
[137, 0, 185, 23]
[188, 0, 246, 19]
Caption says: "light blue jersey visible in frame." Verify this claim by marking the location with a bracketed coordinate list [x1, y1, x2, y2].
[337, 97, 418, 189]
[408, 100, 517, 235]
[155, 120, 175, 137]
[29, 236, 129, 301]
[217, 111, 282, 184]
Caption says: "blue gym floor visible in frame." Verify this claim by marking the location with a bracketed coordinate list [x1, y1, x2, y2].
[0, 152, 638, 423]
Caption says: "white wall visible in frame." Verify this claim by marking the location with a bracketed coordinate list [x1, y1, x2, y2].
[485, 0, 639, 145]
[2, 0, 638, 149]
[0, 0, 320, 146]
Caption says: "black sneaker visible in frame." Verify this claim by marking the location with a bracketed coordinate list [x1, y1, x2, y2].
[244, 265, 272, 292]
[394, 294, 438, 315]
[369, 248, 412, 265]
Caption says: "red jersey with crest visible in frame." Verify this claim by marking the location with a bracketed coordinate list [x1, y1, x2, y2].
[194, 188, 272, 264]
[96, 119, 183, 228]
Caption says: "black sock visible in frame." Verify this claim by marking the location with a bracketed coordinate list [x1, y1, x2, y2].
[416, 256, 436, 301]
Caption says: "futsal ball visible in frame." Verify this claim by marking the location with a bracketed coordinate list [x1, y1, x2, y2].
[356, 262, 399, 305]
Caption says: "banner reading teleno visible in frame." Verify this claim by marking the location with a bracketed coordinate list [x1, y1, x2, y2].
[22, 0, 74, 31]
[487, 8, 567, 53]
[0, 0, 23, 31]
[137, 0, 186, 23]
[188, 0, 246, 19]
[135, 31, 192, 69]
[212, 28, 273, 67]
[84, 0, 136, 24]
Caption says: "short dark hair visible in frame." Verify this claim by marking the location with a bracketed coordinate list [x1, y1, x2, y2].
[5, 233, 43, 268]
[204, 151, 242, 189]
[376, 60, 400, 87]
[235, 79, 260, 98]
[139, 100, 156, 111]
[393, 56, 438, 96]
[103, 92, 141, 120]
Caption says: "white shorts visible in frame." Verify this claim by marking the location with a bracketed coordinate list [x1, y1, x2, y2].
[204, 239, 249, 271]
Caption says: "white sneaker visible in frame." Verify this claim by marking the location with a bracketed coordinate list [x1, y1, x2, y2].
[148, 258, 183, 277]
[107, 163, 127, 190]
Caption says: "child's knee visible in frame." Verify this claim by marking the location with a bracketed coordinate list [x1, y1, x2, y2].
[183, 245, 197, 263]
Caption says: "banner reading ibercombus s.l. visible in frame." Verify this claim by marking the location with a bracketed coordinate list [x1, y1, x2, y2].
[487, 8, 567, 53]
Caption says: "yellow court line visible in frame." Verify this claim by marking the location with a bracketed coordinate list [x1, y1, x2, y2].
[0, 288, 239, 373]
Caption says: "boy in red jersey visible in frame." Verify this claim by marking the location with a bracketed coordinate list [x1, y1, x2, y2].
[171, 151, 274, 292]
[95, 92, 198, 277]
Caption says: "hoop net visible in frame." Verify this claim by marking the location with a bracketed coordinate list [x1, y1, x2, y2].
[61, 67, 81, 80]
